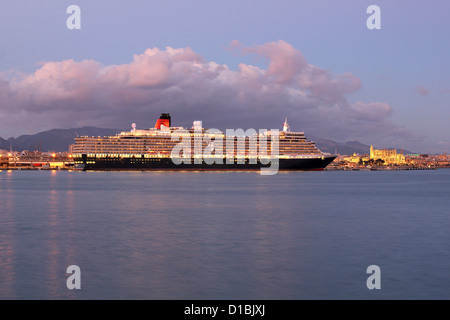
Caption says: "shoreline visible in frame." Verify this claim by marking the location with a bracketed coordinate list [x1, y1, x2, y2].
[325, 165, 442, 171]
[1, 165, 447, 172]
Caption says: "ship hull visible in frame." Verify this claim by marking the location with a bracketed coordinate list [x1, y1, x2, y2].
[78, 155, 336, 171]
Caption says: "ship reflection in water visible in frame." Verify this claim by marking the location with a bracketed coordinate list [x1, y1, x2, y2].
[1, 169, 450, 299]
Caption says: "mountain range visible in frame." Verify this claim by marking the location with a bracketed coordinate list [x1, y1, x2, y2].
[0, 127, 414, 155]
[309, 136, 413, 156]
[0, 127, 122, 153]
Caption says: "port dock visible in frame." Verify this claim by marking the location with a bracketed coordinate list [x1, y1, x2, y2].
[325, 165, 439, 171]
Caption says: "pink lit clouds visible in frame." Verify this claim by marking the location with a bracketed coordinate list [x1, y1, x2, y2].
[0, 40, 418, 147]
[414, 86, 430, 96]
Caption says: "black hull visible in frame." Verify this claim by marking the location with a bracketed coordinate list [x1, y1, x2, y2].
[78, 155, 336, 171]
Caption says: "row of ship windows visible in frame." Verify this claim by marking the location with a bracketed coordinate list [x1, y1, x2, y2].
[75, 138, 310, 143]
[74, 148, 321, 157]
[76, 159, 162, 163]
[74, 144, 316, 149]
[74, 153, 317, 158]
[73, 143, 314, 149]
[76, 135, 308, 141]
[74, 151, 321, 156]
[74, 140, 311, 146]
[75, 148, 312, 153]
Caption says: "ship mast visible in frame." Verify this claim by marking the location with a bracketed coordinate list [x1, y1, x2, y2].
[282, 118, 290, 132]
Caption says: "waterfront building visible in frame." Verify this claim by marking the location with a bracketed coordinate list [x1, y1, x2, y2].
[342, 153, 369, 166]
[369, 145, 406, 164]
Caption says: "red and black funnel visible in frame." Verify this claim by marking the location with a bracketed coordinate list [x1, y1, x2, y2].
[154, 113, 171, 129]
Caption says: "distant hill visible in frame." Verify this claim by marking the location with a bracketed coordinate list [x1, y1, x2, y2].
[310, 136, 414, 155]
[1, 127, 414, 155]
[0, 127, 122, 152]
[0, 137, 8, 151]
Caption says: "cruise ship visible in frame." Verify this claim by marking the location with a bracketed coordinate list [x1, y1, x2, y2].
[72, 113, 336, 172]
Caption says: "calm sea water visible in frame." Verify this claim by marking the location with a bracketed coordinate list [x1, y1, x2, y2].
[0, 169, 449, 300]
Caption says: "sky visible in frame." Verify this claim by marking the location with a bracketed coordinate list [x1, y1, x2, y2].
[0, 0, 449, 154]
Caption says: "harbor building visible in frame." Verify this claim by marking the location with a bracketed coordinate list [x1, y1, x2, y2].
[369, 145, 406, 164]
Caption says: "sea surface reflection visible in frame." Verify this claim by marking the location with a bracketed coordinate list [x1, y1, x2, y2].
[0, 170, 449, 299]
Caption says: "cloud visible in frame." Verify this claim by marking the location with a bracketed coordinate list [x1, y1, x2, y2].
[241, 40, 308, 84]
[414, 85, 430, 96]
[349, 101, 392, 121]
[0, 40, 423, 151]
